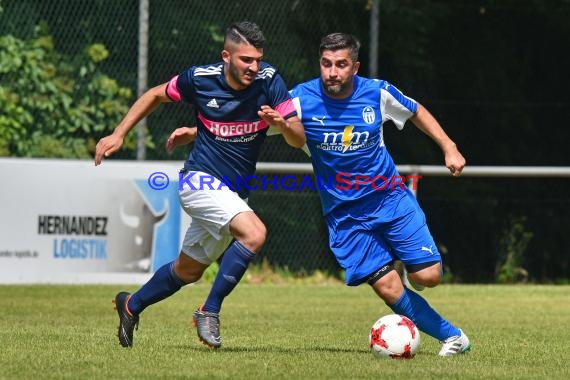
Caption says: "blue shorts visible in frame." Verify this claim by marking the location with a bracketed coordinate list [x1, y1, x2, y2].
[325, 189, 441, 286]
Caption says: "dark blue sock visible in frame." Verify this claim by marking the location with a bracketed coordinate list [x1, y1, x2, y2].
[202, 241, 255, 313]
[389, 287, 460, 341]
[127, 261, 185, 315]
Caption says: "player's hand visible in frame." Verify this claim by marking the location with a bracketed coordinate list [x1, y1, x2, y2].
[258, 105, 287, 130]
[166, 127, 197, 153]
[94, 134, 124, 166]
[444, 147, 466, 177]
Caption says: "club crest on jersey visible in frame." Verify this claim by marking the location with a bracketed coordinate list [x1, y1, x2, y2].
[317, 125, 373, 153]
[362, 106, 375, 124]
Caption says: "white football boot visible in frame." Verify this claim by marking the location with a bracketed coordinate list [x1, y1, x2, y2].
[438, 329, 471, 356]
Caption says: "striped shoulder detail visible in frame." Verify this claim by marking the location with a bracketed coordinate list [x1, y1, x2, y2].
[194, 65, 223, 76]
[255, 67, 276, 80]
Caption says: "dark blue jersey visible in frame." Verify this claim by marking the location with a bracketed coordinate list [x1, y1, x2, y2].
[166, 62, 296, 198]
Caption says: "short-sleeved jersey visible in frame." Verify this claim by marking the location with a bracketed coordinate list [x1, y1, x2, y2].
[290, 76, 417, 215]
[166, 61, 296, 199]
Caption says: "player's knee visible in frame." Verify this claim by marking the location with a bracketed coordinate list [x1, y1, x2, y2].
[376, 281, 402, 303]
[240, 223, 266, 253]
[173, 254, 208, 284]
[426, 270, 442, 287]
[368, 266, 404, 304]
[230, 212, 266, 252]
[407, 262, 442, 288]
[173, 264, 203, 284]
[250, 224, 267, 251]
[417, 274, 441, 288]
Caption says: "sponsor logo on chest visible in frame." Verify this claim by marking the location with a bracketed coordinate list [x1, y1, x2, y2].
[198, 113, 268, 138]
[310, 105, 378, 152]
[317, 126, 374, 152]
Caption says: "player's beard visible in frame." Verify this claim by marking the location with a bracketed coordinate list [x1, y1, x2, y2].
[321, 79, 350, 98]
[227, 64, 255, 90]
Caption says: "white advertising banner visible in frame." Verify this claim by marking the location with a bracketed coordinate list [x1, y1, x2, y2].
[0, 158, 190, 284]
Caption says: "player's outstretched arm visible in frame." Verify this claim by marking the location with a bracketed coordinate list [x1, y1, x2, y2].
[409, 103, 466, 177]
[166, 127, 197, 152]
[258, 105, 306, 148]
[94, 83, 171, 165]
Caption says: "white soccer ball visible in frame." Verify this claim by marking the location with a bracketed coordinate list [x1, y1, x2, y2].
[369, 314, 420, 359]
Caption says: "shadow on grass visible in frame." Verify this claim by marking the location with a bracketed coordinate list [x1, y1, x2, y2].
[173, 345, 370, 354]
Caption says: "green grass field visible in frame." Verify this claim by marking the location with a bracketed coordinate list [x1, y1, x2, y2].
[1, 284, 569, 379]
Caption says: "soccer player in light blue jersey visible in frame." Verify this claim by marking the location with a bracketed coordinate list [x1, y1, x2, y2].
[95, 21, 305, 349]
[288, 33, 471, 356]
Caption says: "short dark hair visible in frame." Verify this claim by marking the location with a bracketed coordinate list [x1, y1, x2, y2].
[225, 21, 265, 48]
[319, 33, 361, 62]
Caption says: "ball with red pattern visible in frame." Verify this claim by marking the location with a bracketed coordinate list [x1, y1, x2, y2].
[369, 314, 420, 359]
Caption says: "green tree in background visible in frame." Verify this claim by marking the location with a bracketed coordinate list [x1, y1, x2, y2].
[0, 22, 152, 158]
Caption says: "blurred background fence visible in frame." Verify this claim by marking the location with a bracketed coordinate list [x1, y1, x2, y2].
[1, 0, 570, 283]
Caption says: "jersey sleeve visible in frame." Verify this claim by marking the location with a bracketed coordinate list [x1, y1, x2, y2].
[380, 81, 418, 130]
[165, 67, 196, 104]
[273, 87, 310, 156]
[266, 95, 302, 138]
[268, 73, 297, 120]
[288, 87, 302, 116]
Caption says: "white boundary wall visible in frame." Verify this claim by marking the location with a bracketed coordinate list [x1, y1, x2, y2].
[0, 158, 190, 284]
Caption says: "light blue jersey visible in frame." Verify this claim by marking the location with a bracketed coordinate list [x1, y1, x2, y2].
[290, 76, 417, 215]
[291, 76, 441, 286]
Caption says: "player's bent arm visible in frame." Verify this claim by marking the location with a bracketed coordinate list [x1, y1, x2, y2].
[94, 83, 172, 165]
[409, 103, 466, 176]
[166, 127, 197, 152]
[280, 116, 306, 148]
[258, 106, 306, 148]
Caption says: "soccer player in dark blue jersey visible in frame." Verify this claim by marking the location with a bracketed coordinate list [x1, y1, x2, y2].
[288, 33, 471, 356]
[95, 21, 305, 349]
